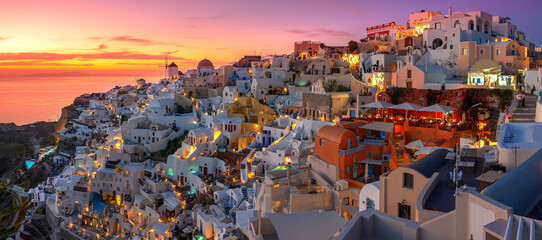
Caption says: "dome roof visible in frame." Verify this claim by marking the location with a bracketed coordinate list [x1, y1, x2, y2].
[198, 58, 214, 69]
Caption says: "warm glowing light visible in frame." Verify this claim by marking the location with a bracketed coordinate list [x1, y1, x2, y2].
[342, 54, 359, 66]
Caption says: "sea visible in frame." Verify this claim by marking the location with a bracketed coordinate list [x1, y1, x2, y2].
[0, 77, 158, 125]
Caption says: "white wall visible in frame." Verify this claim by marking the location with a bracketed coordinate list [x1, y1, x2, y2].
[359, 182, 380, 211]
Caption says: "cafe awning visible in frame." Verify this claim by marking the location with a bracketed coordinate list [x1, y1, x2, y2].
[418, 104, 456, 113]
[389, 102, 424, 111]
[360, 121, 394, 133]
[359, 101, 395, 109]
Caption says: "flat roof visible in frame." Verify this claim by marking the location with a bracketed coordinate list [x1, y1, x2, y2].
[499, 122, 542, 149]
[360, 121, 394, 133]
[267, 211, 347, 240]
[475, 170, 505, 183]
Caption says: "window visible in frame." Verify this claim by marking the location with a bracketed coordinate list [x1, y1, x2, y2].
[496, 49, 501, 56]
[454, 21, 460, 29]
[347, 166, 351, 173]
[403, 173, 414, 189]
[450, 44, 453, 49]
[479, 49, 484, 54]
[398, 203, 411, 220]
[320, 138, 324, 146]
[347, 137, 352, 149]
[407, 69, 412, 78]
[434, 22, 441, 30]
[353, 157, 357, 163]
[367, 151, 373, 159]
[461, 48, 468, 56]
[511, 50, 516, 56]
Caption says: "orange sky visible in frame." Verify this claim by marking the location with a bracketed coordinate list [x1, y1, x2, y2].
[0, 0, 367, 79]
[1, 0, 540, 79]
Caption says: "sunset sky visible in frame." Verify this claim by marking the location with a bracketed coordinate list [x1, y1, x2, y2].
[1, 0, 541, 79]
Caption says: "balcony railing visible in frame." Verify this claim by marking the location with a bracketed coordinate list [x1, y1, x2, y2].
[339, 145, 365, 156]
[364, 139, 387, 145]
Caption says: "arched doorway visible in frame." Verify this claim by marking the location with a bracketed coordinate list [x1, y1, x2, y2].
[405, 37, 413, 47]
[432, 38, 443, 49]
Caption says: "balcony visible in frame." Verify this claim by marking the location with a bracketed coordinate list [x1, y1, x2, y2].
[363, 138, 387, 146]
[339, 145, 365, 156]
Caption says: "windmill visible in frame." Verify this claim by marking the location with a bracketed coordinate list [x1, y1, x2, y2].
[158, 53, 170, 78]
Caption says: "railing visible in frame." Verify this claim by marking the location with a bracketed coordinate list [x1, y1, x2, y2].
[339, 144, 365, 156]
[363, 139, 387, 145]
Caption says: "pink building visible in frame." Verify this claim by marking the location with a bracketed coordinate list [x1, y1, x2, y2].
[294, 40, 322, 59]
[366, 22, 398, 40]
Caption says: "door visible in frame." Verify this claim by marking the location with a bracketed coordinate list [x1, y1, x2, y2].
[138, 137, 141, 143]
[407, 81, 412, 88]
[368, 165, 373, 176]
[204, 167, 208, 176]
[353, 165, 358, 178]
[367, 198, 375, 209]
[398, 203, 411, 220]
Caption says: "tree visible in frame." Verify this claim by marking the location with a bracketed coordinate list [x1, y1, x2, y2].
[348, 40, 359, 53]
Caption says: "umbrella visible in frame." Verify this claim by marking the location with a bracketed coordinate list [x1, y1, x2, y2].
[359, 101, 395, 109]
[405, 140, 425, 150]
[389, 102, 424, 110]
[389, 102, 424, 119]
[418, 104, 456, 113]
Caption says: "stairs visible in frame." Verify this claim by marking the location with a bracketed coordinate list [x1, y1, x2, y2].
[509, 95, 537, 123]
[231, 186, 249, 226]
[394, 133, 405, 167]
[241, 186, 248, 201]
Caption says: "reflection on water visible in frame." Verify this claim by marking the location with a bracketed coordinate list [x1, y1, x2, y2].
[0, 77, 156, 125]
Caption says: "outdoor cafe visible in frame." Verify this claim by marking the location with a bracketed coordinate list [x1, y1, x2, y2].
[357, 101, 472, 132]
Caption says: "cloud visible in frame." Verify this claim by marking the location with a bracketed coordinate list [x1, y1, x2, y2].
[0, 36, 11, 41]
[284, 28, 352, 37]
[22, 71, 135, 78]
[90, 36, 185, 47]
[0, 60, 93, 67]
[97, 44, 107, 50]
[0, 51, 173, 61]
[110, 36, 154, 44]
[182, 14, 225, 22]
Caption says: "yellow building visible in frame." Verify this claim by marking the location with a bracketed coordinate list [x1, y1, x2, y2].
[226, 97, 277, 149]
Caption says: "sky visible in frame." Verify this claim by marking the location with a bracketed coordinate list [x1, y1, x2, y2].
[1, 0, 541, 80]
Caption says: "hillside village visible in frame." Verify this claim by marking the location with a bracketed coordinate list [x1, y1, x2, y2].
[6, 7, 542, 240]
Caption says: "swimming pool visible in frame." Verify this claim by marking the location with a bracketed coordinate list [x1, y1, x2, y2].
[91, 192, 106, 213]
[25, 160, 36, 169]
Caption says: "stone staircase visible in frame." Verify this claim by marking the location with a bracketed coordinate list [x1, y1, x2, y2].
[394, 132, 405, 167]
[509, 95, 537, 123]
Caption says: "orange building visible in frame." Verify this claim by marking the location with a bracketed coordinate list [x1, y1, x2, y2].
[314, 122, 395, 182]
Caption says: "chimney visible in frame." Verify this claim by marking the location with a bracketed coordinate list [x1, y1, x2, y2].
[448, 7, 452, 17]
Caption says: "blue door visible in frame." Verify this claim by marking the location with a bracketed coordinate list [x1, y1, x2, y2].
[367, 199, 375, 209]
[350, 110, 355, 117]
[368, 165, 373, 176]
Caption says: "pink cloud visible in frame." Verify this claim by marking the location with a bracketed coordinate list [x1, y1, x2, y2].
[22, 71, 135, 78]
[97, 44, 107, 50]
[0, 51, 174, 61]
[284, 28, 353, 37]
[89, 36, 186, 47]
[0, 60, 94, 67]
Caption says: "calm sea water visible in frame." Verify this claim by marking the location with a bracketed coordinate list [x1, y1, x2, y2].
[0, 77, 157, 125]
